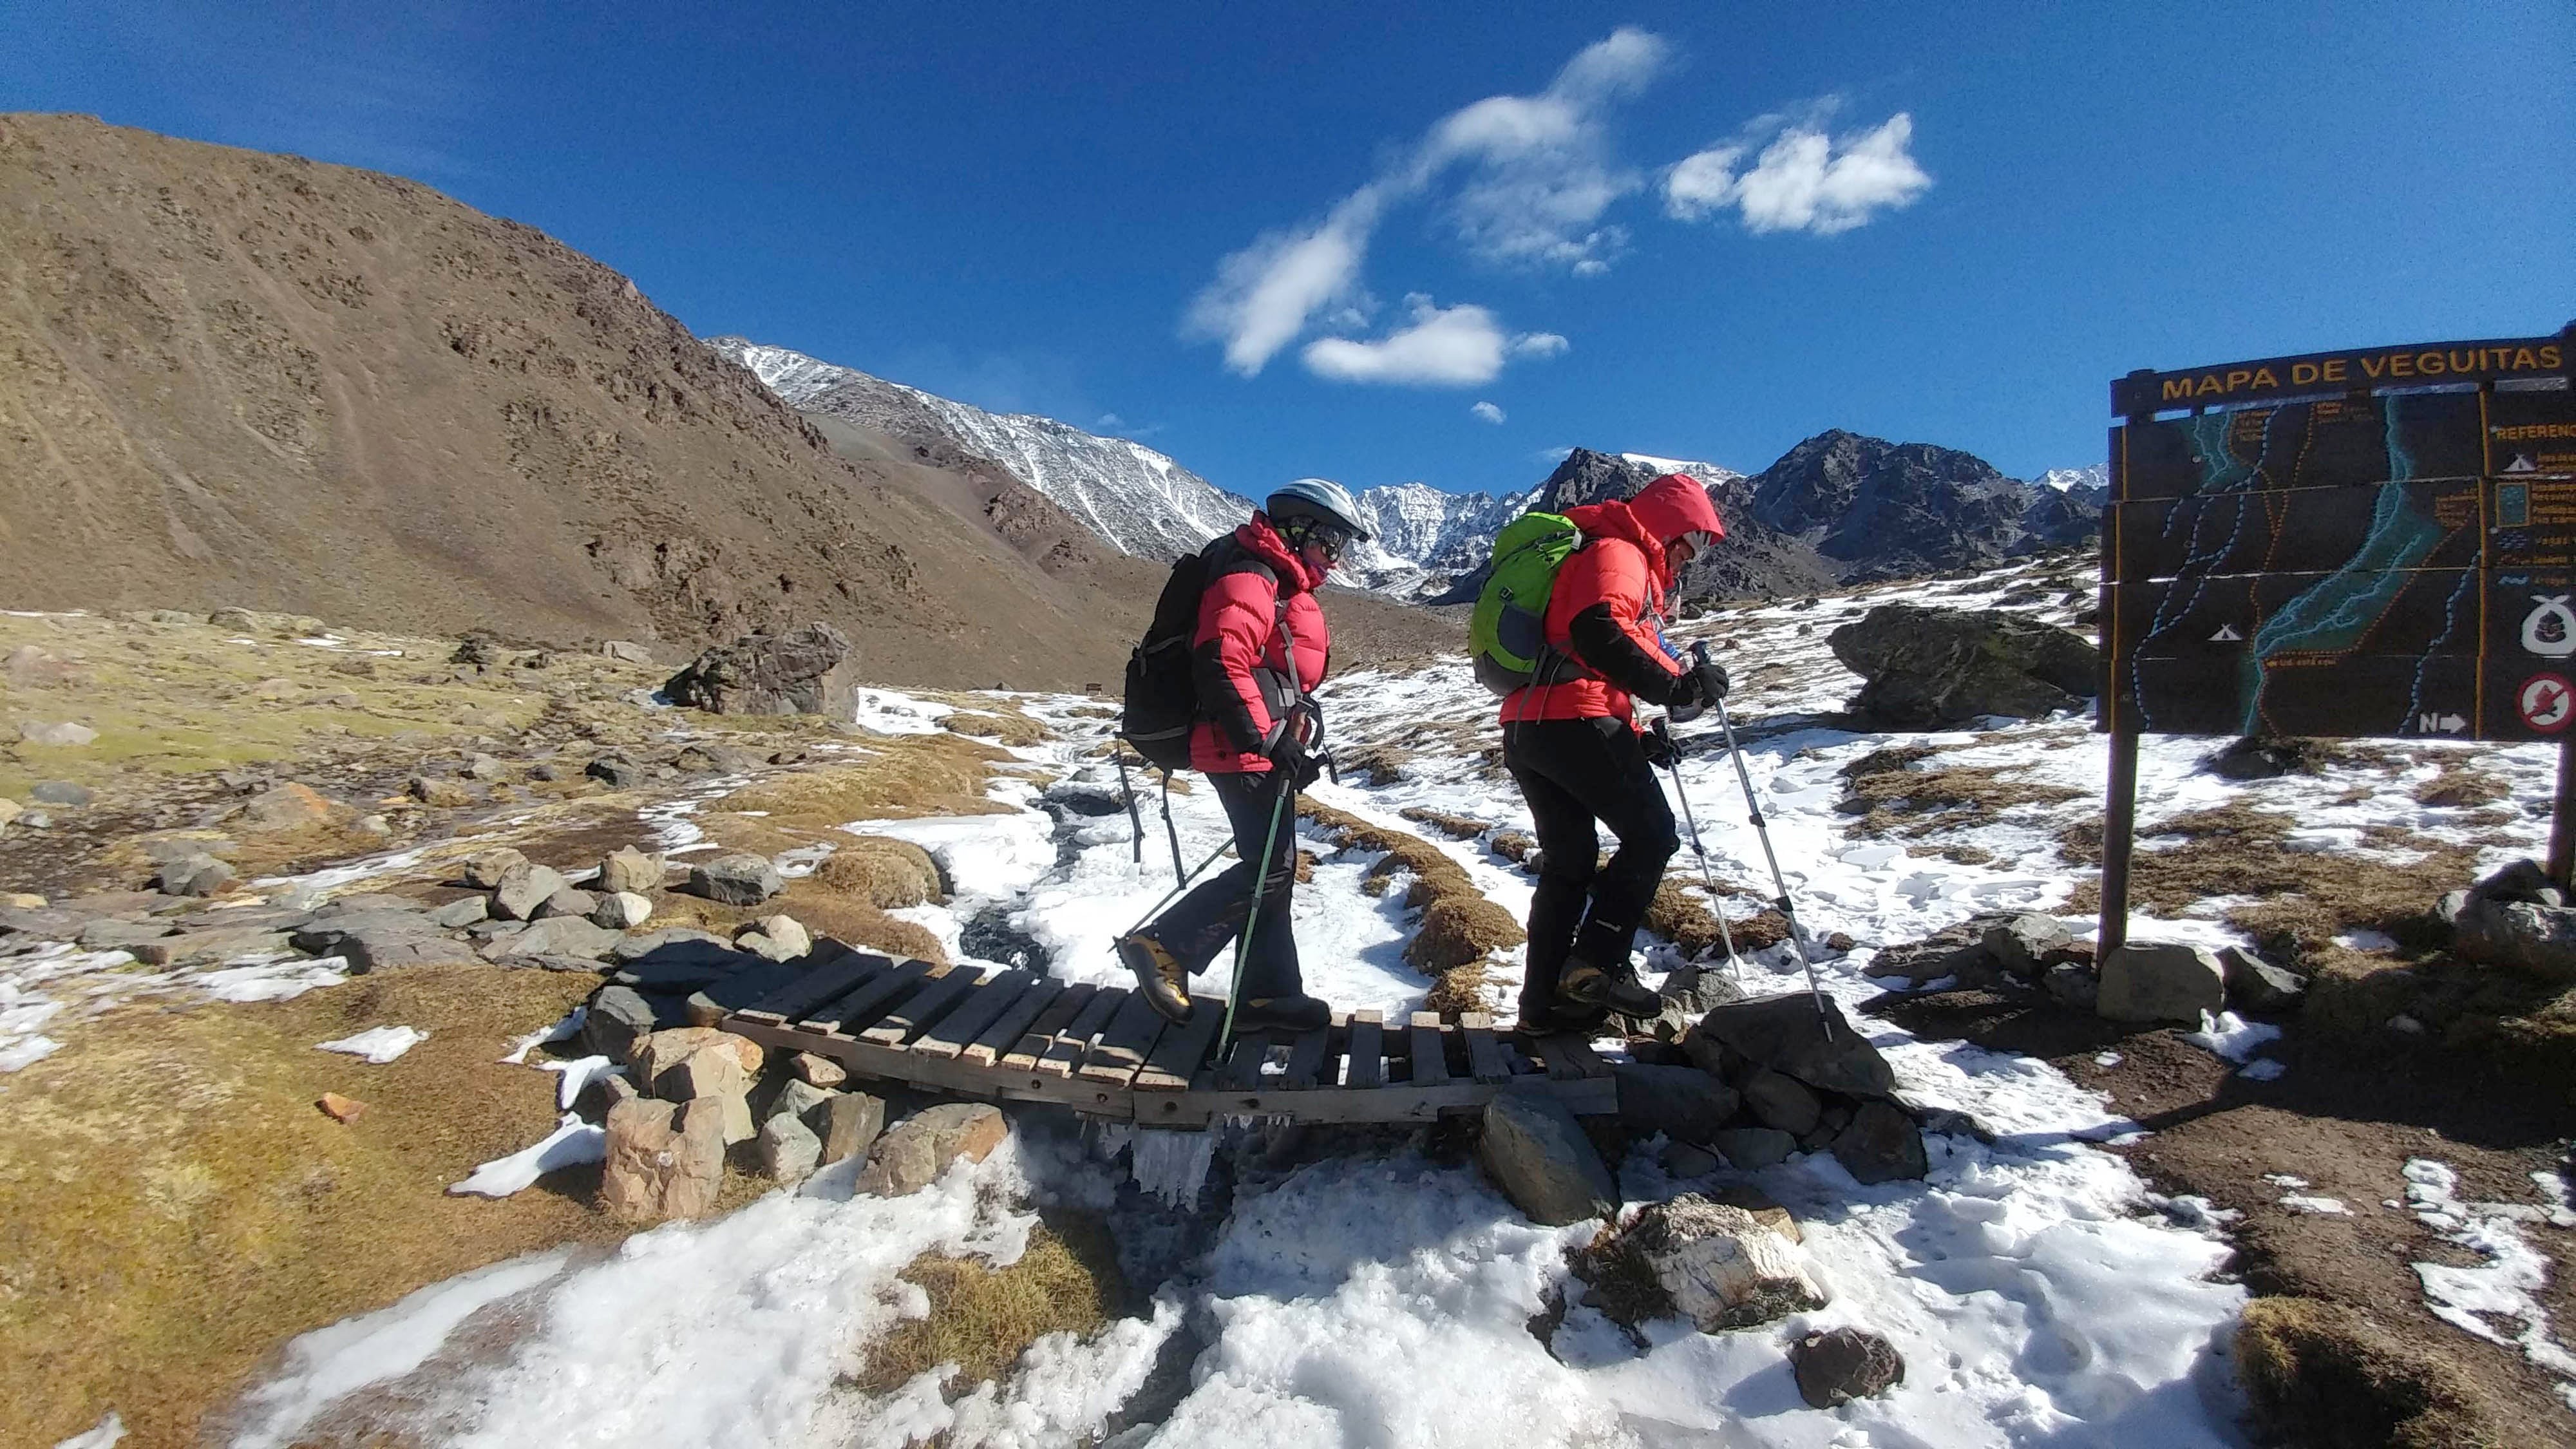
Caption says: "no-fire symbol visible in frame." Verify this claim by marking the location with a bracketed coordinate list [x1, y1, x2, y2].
[2520, 672, 2576, 734]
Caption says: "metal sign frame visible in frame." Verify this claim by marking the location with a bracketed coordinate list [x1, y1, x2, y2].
[2096, 325, 2576, 954]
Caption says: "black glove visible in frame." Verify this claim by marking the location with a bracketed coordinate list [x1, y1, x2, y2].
[1694, 659, 1730, 702]
[1667, 663, 1710, 711]
[1265, 730, 1323, 791]
[1642, 726, 1677, 770]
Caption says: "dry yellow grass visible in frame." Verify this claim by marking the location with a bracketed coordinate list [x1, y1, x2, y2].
[811, 837, 945, 908]
[1843, 762, 2083, 838]
[650, 880, 949, 966]
[853, 1217, 1121, 1396]
[2235, 1296, 2498, 1448]
[1405, 896, 1524, 973]
[1397, 806, 1493, 841]
[714, 733, 1012, 828]
[942, 711, 1052, 747]
[0, 966, 612, 1448]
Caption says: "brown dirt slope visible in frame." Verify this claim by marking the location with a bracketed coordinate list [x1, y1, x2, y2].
[0, 113, 1274, 687]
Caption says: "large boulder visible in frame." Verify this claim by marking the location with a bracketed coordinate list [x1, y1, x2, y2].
[2219, 945, 2309, 1014]
[816, 1091, 886, 1166]
[1686, 994, 1895, 1100]
[689, 853, 784, 906]
[1623, 1195, 1827, 1331]
[2098, 942, 2227, 1023]
[1791, 1327, 1906, 1408]
[492, 861, 569, 922]
[854, 1103, 1008, 1196]
[1478, 1090, 1617, 1226]
[1830, 1099, 1929, 1184]
[1827, 604, 2099, 728]
[1613, 1063, 1741, 1146]
[597, 846, 665, 896]
[600, 1097, 724, 1222]
[662, 621, 858, 717]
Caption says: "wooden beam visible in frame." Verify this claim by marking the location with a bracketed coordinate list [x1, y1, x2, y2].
[804, 958, 933, 1037]
[862, 967, 987, 1046]
[1135, 996, 1227, 1092]
[1408, 1012, 1450, 1086]
[915, 971, 1037, 1059]
[1461, 1014, 1510, 1084]
[1343, 1010, 1383, 1089]
[1079, 989, 1172, 1086]
[963, 977, 1063, 1066]
[736, 950, 893, 1025]
[1037, 986, 1128, 1078]
[1000, 982, 1095, 1072]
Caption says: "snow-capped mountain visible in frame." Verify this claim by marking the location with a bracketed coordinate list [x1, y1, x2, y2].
[2035, 464, 2109, 493]
[1339, 482, 1537, 596]
[707, 338, 1252, 562]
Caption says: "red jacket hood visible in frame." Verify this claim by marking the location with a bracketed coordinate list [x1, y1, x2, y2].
[1630, 474, 1726, 547]
[1236, 513, 1327, 591]
[1562, 498, 1675, 596]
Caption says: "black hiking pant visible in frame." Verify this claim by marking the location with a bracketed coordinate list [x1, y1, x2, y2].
[1138, 768, 1303, 1001]
[1502, 715, 1678, 1023]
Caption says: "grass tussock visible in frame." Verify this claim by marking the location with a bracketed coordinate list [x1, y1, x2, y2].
[0, 966, 612, 1448]
[1300, 800, 1477, 904]
[714, 734, 1010, 827]
[1488, 829, 1536, 866]
[1335, 742, 1412, 786]
[2235, 1296, 2499, 1449]
[811, 837, 945, 908]
[1406, 896, 1525, 973]
[942, 710, 1052, 748]
[1398, 806, 1493, 841]
[650, 880, 949, 965]
[1421, 963, 1495, 1019]
[2415, 764, 2509, 809]
[1843, 763, 2083, 838]
[853, 1217, 1121, 1396]
[1642, 880, 1787, 961]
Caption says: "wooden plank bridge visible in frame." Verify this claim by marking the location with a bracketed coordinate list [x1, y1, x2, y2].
[715, 945, 1618, 1128]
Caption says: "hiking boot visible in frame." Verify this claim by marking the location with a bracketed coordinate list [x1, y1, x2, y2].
[1557, 955, 1662, 1019]
[1509, 1001, 1605, 1040]
[1117, 933, 1193, 1024]
[1231, 993, 1330, 1033]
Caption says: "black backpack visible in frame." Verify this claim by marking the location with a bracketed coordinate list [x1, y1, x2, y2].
[1120, 547, 1217, 769]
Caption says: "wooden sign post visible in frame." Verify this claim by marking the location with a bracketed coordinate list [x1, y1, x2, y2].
[2098, 327, 2576, 952]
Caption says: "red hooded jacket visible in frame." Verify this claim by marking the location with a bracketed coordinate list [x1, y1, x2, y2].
[1498, 473, 1725, 728]
[1189, 513, 1332, 773]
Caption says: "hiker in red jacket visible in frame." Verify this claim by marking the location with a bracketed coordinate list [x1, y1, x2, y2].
[1501, 472, 1732, 1034]
[1117, 479, 1370, 1034]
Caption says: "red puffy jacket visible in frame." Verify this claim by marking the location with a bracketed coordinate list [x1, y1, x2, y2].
[1190, 514, 1331, 773]
[1499, 473, 1724, 728]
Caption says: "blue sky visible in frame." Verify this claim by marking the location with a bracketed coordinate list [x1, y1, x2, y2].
[6, 1, 2571, 498]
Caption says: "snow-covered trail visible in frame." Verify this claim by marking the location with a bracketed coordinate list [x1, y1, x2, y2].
[225, 556, 2567, 1448]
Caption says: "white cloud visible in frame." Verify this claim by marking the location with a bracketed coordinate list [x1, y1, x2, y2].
[1471, 401, 1507, 424]
[1510, 332, 1569, 359]
[1303, 297, 1514, 387]
[1186, 28, 1663, 375]
[1664, 110, 1930, 234]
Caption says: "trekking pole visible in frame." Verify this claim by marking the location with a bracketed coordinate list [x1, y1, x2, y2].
[1652, 716, 1745, 986]
[1116, 837, 1233, 940]
[1218, 775, 1297, 1049]
[1694, 643, 1834, 1035]
[1114, 753, 1146, 867]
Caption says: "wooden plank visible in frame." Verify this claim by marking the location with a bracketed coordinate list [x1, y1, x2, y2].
[999, 981, 1095, 1072]
[1079, 989, 1173, 1086]
[1280, 1025, 1330, 1089]
[737, 949, 892, 1024]
[1135, 996, 1227, 1092]
[965, 976, 1065, 1066]
[1217, 1028, 1274, 1090]
[1461, 1013, 1510, 1084]
[723, 1016, 1136, 1120]
[1531, 1032, 1587, 1081]
[804, 958, 932, 1036]
[914, 971, 1036, 1059]
[1171, 1074, 1618, 1126]
[860, 965, 984, 1046]
[1408, 1012, 1449, 1087]
[1343, 1010, 1383, 1089]
[1037, 985, 1128, 1077]
[1553, 1034, 1613, 1078]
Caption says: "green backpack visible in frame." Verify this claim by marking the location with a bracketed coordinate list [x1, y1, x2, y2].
[1470, 511, 1584, 696]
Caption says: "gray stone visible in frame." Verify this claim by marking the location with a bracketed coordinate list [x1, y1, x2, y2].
[78, 918, 174, 951]
[1689, 994, 1895, 1099]
[1982, 913, 2076, 979]
[491, 861, 569, 922]
[816, 1091, 887, 1166]
[1792, 1327, 1906, 1408]
[1658, 960, 1747, 1014]
[662, 621, 859, 717]
[533, 885, 600, 921]
[491, 916, 623, 961]
[610, 927, 736, 964]
[738, 914, 811, 961]
[1826, 604, 2099, 728]
[462, 847, 528, 889]
[2451, 897, 2576, 982]
[1741, 1068, 1824, 1137]
[468, 918, 528, 943]
[601, 640, 654, 665]
[574, 1070, 641, 1121]
[2097, 943, 2228, 1023]
[1710, 1126, 1797, 1170]
[1624, 1195, 1827, 1331]
[758, 1112, 824, 1181]
[593, 891, 654, 930]
[2219, 946, 2308, 1014]
[1660, 1141, 1721, 1178]
[790, 1051, 848, 1088]
[1477, 1090, 1617, 1226]
[854, 1103, 1008, 1195]
[308, 893, 421, 917]
[583, 985, 664, 1061]
[1863, 920, 1994, 984]
[585, 756, 643, 788]
[158, 853, 236, 897]
[690, 853, 784, 906]
[772, 1076, 834, 1125]
[1830, 1099, 1929, 1184]
[129, 926, 292, 966]
[339, 928, 482, 972]
[2042, 961, 2099, 1010]
[463, 753, 507, 781]
[1613, 1063, 1741, 1146]
[19, 720, 99, 747]
[426, 895, 489, 929]
[597, 846, 664, 896]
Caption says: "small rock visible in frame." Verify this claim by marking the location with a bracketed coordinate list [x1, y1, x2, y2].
[406, 776, 475, 808]
[592, 891, 654, 929]
[2097, 942, 2228, 1023]
[597, 846, 664, 896]
[79, 918, 174, 951]
[1982, 913, 2076, 979]
[817, 1091, 887, 1166]
[853, 1103, 1008, 1196]
[19, 720, 99, 747]
[574, 1070, 641, 1120]
[690, 853, 784, 906]
[158, 853, 237, 898]
[1477, 1090, 1617, 1226]
[462, 847, 529, 889]
[601, 639, 654, 665]
[237, 782, 337, 831]
[2391, 1013, 2428, 1036]
[2219, 945, 2307, 1014]
[464, 753, 507, 781]
[1688, 994, 1894, 1099]
[28, 781, 91, 808]
[4, 891, 48, 909]
[1625, 1194, 1827, 1331]
[1866, 916, 1998, 983]
[759, 1112, 824, 1180]
[630, 1027, 765, 1088]
[1661, 1141, 1721, 1177]
[582, 985, 664, 1061]
[2041, 961, 2099, 1010]
[533, 885, 600, 921]
[586, 756, 643, 788]
[735, 913, 812, 961]
[1830, 1099, 1929, 1184]
[1742, 1068, 1824, 1137]
[791, 1051, 848, 1088]
[339, 927, 484, 972]
[1710, 1126, 1797, 1170]
[601, 1096, 725, 1222]
[491, 861, 569, 921]
[1791, 1327, 1905, 1408]
[771, 1077, 835, 1124]
[426, 895, 489, 929]
[316, 1092, 368, 1122]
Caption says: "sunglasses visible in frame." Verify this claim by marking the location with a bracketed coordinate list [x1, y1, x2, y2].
[1303, 524, 1356, 562]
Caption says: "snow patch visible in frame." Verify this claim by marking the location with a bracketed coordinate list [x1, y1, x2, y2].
[316, 1026, 428, 1063]
[446, 1114, 607, 1198]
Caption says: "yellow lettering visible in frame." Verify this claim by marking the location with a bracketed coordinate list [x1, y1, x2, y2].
[2415, 351, 2445, 375]
[2450, 350, 2479, 373]
[2252, 367, 2279, 388]
[2293, 362, 2320, 384]
[2196, 375, 2225, 397]
[2543, 345, 2564, 369]
[2163, 379, 2195, 402]
[2225, 369, 2253, 391]
[2389, 354, 2415, 377]
[2514, 348, 2541, 370]
[2360, 355, 2389, 379]
[2323, 359, 2347, 382]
